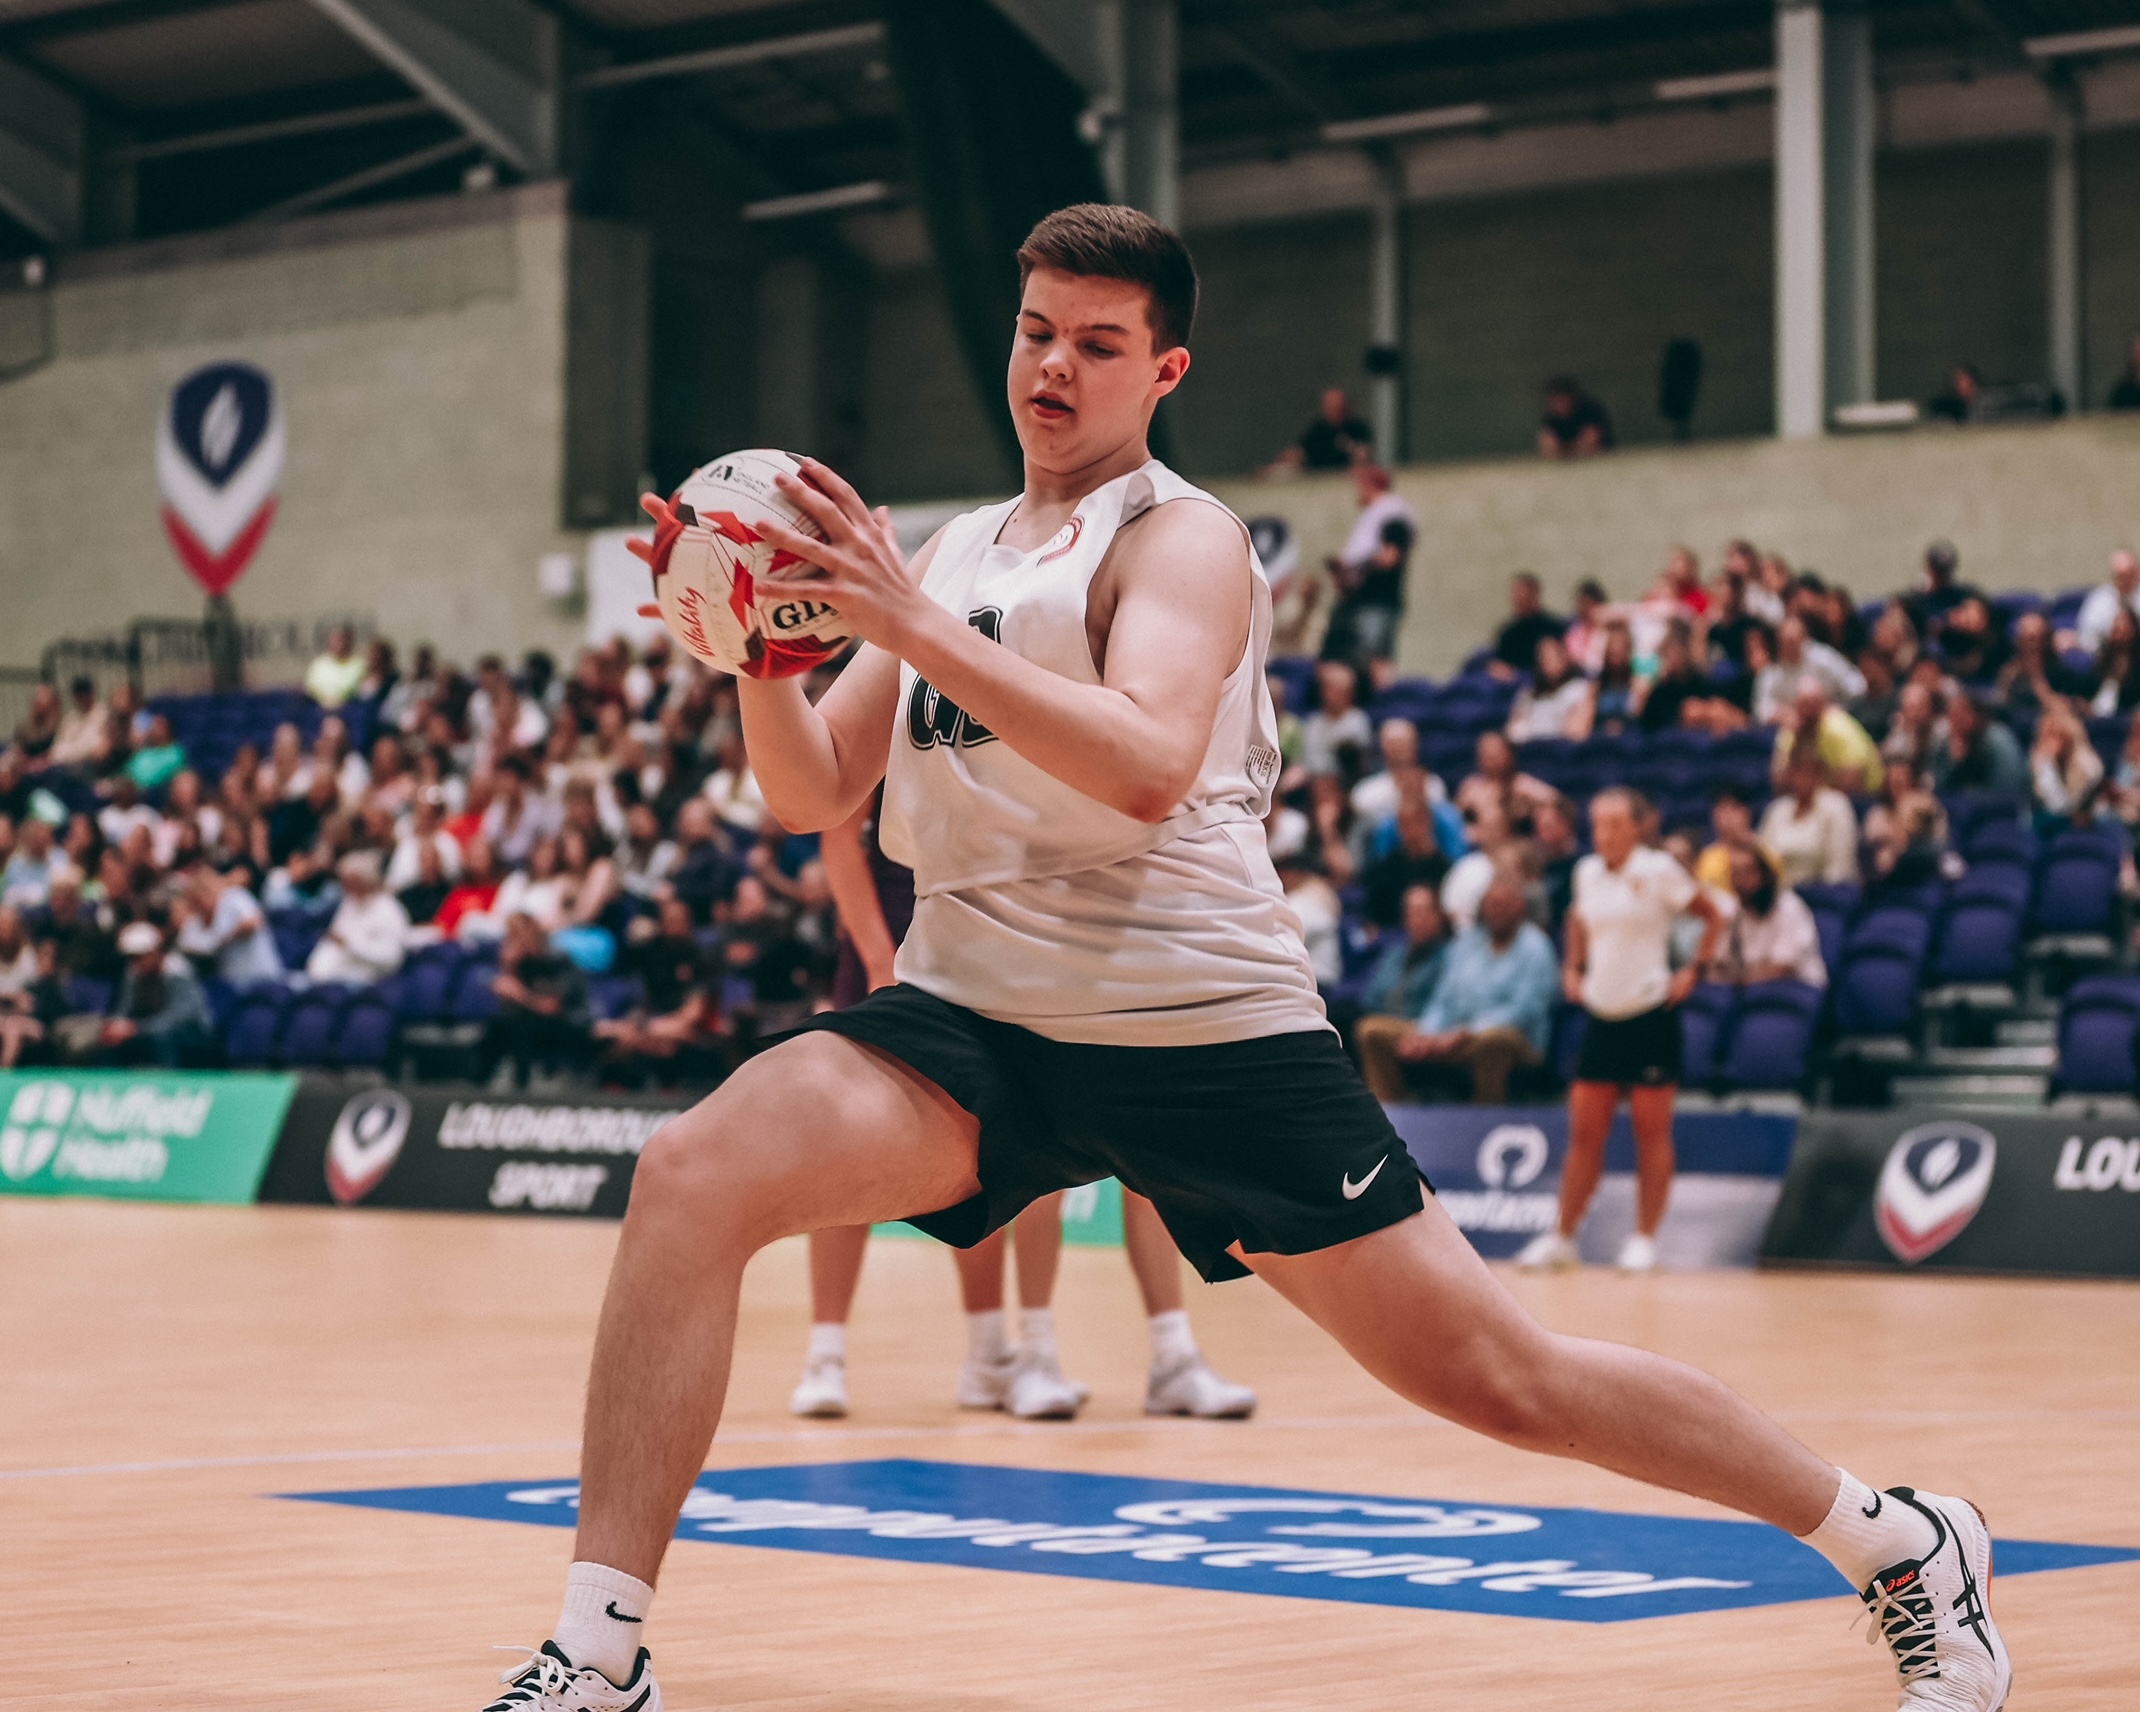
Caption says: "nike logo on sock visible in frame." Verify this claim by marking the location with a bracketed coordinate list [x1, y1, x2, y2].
[1862, 1492, 1883, 1520]
[1342, 1156, 1388, 1200]
[606, 1601, 643, 1624]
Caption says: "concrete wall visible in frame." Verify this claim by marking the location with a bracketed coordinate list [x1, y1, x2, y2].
[0, 184, 638, 671]
[1209, 417, 2140, 677]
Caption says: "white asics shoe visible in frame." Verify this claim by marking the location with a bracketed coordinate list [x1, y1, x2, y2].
[483, 1642, 662, 1712]
[789, 1355, 849, 1419]
[1007, 1345, 1086, 1420]
[1857, 1488, 2012, 1710]
[1146, 1352, 1257, 1419]
[1615, 1232, 1659, 1272]
[1516, 1230, 1580, 1271]
[954, 1351, 1016, 1410]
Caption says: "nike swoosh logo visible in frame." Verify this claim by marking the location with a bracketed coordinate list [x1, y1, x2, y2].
[606, 1602, 643, 1623]
[1862, 1492, 1883, 1520]
[1342, 1156, 1388, 1200]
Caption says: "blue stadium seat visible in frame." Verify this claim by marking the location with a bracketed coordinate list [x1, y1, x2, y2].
[66, 975, 113, 1017]
[1796, 884, 1858, 980]
[1943, 791, 2028, 851]
[451, 962, 502, 1023]
[269, 908, 329, 971]
[1833, 950, 1920, 1037]
[1965, 821, 2038, 870]
[1948, 865, 2031, 912]
[1677, 984, 1731, 1089]
[2054, 978, 2140, 1094]
[587, 976, 647, 1022]
[333, 994, 397, 1069]
[2032, 852, 2117, 937]
[396, 952, 461, 1023]
[1932, 899, 2024, 987]
[1265, 657, 1318, 714]
[1846, 907, 1932, 962]
[1721, 980, 1824, 1091]
[1549, 1001, 1587, 1086]
[224, 988, 291, 1067]
[279, 987, 351, 1067]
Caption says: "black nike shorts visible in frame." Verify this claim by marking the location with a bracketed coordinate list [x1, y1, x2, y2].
[1573, 1003, 1684, 1088]
[799, 984, 1427, 1283]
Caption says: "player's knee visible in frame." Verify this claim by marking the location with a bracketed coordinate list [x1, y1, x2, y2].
[629, 1101, 775, 1243]
[1439, 1334, 1565, 1449]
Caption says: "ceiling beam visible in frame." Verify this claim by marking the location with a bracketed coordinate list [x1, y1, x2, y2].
[0, 52, 83, 245]
[1204, 18, 1349, 122]
[983, 0, 1102, 95]
[300, 0, 563, 173]
[577, 22, 884, 90]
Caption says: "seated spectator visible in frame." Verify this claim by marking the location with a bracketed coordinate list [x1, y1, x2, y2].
[615, 801, 679, 902]
[175, 863, 282, 985]
[385, 793, 461, 893]
[1488, 574, 1565, 682]
[2109, 718, 2140, 825]
[1862, 760, 1949, 885]
[2030, 701, 2105, 822]
[597, 898, 718, 1086]
[1870, 600, 1922, 678]
[492, 835, 571, 935]
[1776, 615, 1864, 706]
[1263, 386, 1372, 476]
[2090, 607, 2140, 715]
[479, 755, 558, 868]
[1639, 621, 1743, 735]
[303, 624, 367, 709]
[1359, 884, 1449, 1021]
[1536, 375, 1613, 459]
[97, 775, 161, 850]
[1879, 678, 1942, 775]
[358, 637, 399, 707]
[1588, 622, 1639, 736]
[1361, 788, 1452, 927]
[13, 684, 60, 767]
[1320, 464, 1415, 684]
[2110, 333, 2140, 410]
[437, 838, 503, 941]
[1647, 545, 1709, 619]
[1355, 873, 1557, 1104]
[1442, 800, 1518, 931]
[1301, 660, 1372, 781]
[396, 837, 454, 930]
[1701, 572, 1758, 678]
[1505, 635, 1590, 742]
[1848, 647, 1900, 742]
[1773, 678, 1883, 794]
[1711, 847, 1827, 989]
[1758, 750, 1860, 887]
[1810, 582, 1869, 659]
[1744, 622, 1788, 723]
[0, 935, 70, 1068]
[666, 800, 741, 925]
[1694, 786, 1765, 890]
[1531, 794, 1581, 930]
[48, 677, 111, 773]
[305, 853, 410, 983]
[1925, 362, 1983, 425]
[1901, 540, 1981, 637]
[1456, 731, 1556, 830]
[2, 811, 74, 909]
[0, 906, 35, 1008]
[43, 874, 116, 979]
[1934, 597, 2007, 686]
[123, 715, 186, 793]
[1562, 579, 1611, 674]
[1992, 613, 2087, 722]
[482, 910, 591, 1089]
[556, 826, 621, 932]
[1273, 848, 1344, 987]
[99, 921, 213, 1066]
[2064, 548, 2140, 655]
[1928, 685, 2026, 794]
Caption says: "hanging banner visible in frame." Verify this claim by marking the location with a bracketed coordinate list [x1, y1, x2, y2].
[157, 360, 284, 596]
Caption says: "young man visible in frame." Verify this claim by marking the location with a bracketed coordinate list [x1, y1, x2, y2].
[483, 205, 2009, 1712]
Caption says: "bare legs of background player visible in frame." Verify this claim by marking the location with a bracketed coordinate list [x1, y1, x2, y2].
[1519, 1080, 1674, 1274]
[512, 1033, 2004, 1712]
[791, 1188, 1256, 1421]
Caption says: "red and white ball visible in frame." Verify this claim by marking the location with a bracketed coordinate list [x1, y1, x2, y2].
[650, 448, 852, 679]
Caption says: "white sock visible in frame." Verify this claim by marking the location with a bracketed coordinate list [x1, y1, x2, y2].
[1019, 1305, 1058, 1362]
[1799, 1471, 1940, 1590]
[966, 1308, 1009, 1366]
[1149, 1308, 1198, 1367]
[806, 1322, 845, 1363]
[553, 1560, 652, 1684]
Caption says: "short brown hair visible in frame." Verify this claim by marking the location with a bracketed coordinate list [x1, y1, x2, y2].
[1015, 203, 1198, 353]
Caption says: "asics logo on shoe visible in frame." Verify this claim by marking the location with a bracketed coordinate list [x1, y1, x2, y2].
[1862, 1491, 1883, 1519]
[605, 1602, 643, 1623]
[1342, 1156, 1388, 1200]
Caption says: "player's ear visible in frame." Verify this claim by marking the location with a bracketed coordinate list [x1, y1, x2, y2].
[1151, 344, 1191, 400]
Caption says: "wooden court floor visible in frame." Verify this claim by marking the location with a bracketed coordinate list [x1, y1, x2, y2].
[3, 1197, 2136, 1711]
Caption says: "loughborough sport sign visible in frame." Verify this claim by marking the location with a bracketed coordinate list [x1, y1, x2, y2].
[290, 1461, 2136, 1624]
[157, 360, 284, 597]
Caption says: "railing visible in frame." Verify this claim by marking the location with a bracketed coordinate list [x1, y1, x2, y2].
[36, 612, 375, 702]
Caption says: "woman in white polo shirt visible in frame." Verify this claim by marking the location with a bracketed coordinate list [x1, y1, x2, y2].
[1520, 787, 1724, 1272]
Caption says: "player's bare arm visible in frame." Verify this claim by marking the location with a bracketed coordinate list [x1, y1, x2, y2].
[760, 458, 1249, 824]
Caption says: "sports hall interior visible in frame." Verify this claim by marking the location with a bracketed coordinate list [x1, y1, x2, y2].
[2, 2, 2138, 1708]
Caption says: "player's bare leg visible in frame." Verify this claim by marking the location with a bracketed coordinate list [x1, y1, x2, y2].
[951, 1195, 1084, 1417]
[790, 1224, 871, 1417]
[1123, 1189, 1256, 1418]
[1522, 1078, 1615, 1271]
[1620, 1082, 1677, 1271]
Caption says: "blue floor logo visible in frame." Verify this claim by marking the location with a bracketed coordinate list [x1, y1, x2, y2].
[289, 1460, 2136, 1625]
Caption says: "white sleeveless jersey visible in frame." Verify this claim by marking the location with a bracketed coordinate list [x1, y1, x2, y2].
[879, 459, 1329, 1046]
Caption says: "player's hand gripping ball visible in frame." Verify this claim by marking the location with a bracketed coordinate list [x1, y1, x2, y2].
[644, 448, 853, 679]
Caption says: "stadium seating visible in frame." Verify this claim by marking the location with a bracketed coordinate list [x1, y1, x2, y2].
[1719, 980, 1825, 1092]
[2054, 975, 2140, 1096]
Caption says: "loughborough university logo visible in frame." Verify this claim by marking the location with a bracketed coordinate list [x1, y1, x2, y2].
[1875, 1120, 1998, 1264]
[157, 361, 284, 597]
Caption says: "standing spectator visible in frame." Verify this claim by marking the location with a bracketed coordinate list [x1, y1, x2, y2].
[1359, 874, 1557, 1104]
[1263, 386, 1372, 476]
[1357, 884, 1450, 1024]
[2068, 549, 2140, 656]
[1505, 635, 1590, 742]
[1489, 574, 1565, 681]
[1524, 790, 1722, 1272]
[2030, 701, 2105, 822]
[1772, 679, 1883, 794]
[306, 853, 410, 983]
[483, 911, 591, 1089]
[1301, 661, 1372, 781]
[100, 921, 213, 1066]
[1758, 751, 1861, 887]
[303, 624, 367, 709]
[1320, 465, 1416, 682]
[175, 864, 282, 985]
[49, 678, 111, 773]
[1928, 686, 2027, 794]
[1711, 848, 1827, 989]
[2110, 333, 2140, 410]
[1536, 374, 1613, 458]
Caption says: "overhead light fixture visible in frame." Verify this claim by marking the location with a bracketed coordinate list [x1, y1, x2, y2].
[2025, 22, 2140, 58]
[742, 181, 894, 222]
[1653, 68, 1775, 102]
[1322, 102, 1491, 144]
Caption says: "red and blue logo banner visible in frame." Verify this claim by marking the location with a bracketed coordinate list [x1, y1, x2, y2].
[156, 360, 284, 597]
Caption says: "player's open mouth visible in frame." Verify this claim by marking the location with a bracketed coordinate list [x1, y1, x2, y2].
[1029, 393, 1073, 420]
